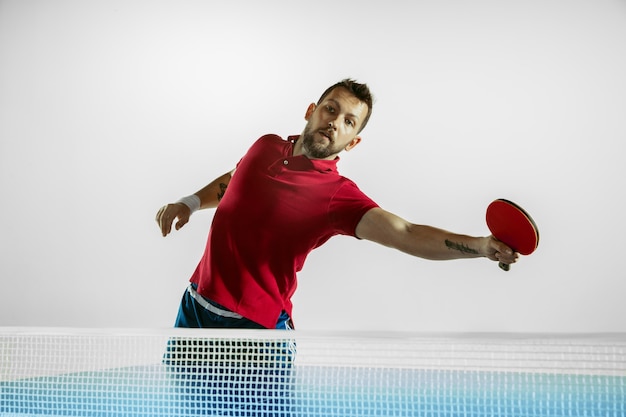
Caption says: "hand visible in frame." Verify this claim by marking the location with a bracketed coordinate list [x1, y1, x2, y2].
[482, 236, 519, 266]
[155, 203, 191, 237]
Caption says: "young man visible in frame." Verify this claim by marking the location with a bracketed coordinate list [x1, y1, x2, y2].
[155, 79, 518, 331]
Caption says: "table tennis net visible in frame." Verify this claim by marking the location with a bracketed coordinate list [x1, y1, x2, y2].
[1, 328, 625, 416]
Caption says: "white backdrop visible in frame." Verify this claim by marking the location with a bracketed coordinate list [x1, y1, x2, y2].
[1, 0, 625, 332]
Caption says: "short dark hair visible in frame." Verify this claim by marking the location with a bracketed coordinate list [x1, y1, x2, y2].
[317, 79, 374, 133]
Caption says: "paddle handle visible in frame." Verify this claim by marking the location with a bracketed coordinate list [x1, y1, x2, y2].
[499, 262, 510, 272]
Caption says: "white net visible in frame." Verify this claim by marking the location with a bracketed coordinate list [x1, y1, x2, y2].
[1, 328, 625, 416]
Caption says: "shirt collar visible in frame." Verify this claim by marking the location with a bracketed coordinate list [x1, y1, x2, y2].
[288, 135, 339, 174]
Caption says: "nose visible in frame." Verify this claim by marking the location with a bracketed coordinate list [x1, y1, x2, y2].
[326, 112, 341, 130]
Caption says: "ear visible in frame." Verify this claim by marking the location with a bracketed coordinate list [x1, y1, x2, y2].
[345, 136, 362, 152]
[304, 103, 316, 121]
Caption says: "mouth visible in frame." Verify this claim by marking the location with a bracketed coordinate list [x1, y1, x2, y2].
[318, 130, 333, 142]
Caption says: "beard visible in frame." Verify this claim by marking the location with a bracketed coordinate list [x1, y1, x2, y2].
[301, 124, 339, 159]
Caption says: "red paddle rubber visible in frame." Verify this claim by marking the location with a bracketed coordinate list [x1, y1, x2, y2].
[486, 199, 539, 272]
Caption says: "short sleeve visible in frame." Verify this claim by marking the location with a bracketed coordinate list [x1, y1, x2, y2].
[328, 181, 379, 237]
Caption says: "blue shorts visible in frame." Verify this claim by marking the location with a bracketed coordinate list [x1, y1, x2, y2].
[165, 285, 294, 415]
[174, 284, 293, 330]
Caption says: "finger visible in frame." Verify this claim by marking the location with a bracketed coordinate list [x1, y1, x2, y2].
[161, 218, 172, 237]
[155, 207, 165, 234]
[157, 207, 173, 237]
[175, 216, 189, 231]
[491, 238, 513, 256]
[160, 217, 170, 237]
[155, 206, 165, 223]
[496, 251, 518, 265]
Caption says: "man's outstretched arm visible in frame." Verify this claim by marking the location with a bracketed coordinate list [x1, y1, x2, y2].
[355, 207, 518, 265]
[155, 169, 234, 237]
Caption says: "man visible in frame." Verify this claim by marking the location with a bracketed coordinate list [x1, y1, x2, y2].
[156, 79, 518, 331]
[157, 79, 518, 415]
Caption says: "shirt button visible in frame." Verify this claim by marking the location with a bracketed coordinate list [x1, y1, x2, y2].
[283, 160, 289, 165]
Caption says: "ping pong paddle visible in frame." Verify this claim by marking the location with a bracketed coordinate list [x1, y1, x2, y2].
[486, 199, 539, 271]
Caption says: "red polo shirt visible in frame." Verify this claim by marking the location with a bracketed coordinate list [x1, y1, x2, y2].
[189, 134, 379, 328]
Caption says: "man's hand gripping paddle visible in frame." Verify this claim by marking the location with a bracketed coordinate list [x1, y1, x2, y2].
[486, 199, 539, 271]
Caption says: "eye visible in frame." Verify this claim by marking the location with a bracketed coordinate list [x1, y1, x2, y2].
[345, 119, 354, 127]
[326, 105, 335, 113]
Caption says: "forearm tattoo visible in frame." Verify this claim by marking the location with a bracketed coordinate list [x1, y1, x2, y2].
[217, 183, 228, 201]
[445, 239, 478, 254]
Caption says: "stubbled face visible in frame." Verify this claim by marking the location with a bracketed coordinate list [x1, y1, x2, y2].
[301, 87, 369, 160]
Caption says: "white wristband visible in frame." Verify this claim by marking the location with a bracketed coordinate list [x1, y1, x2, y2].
[176, 194, 201, 214]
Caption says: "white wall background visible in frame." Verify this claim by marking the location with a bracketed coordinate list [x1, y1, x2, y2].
[1, 0, 625, 333]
